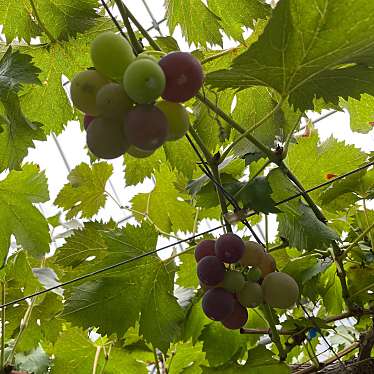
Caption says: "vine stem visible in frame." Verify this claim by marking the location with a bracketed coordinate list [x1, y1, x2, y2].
[218, 99, 284, 163]
[92, 346, 101, 374]
[363, 199, 374, 252]
[113, 0, 143, 54]
[262, 304, 286, 361]
[29, 0, 56, 42]
[119, 2, 161, 51]
[0, 283, 4, 370]
[5, 297, 36, 366]
[153, 348, 161, 374]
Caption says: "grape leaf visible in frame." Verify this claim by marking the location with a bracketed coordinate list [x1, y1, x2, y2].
[346, 264, 374, 305]
[51, 327, 148, 374]
[124, 147, 165, 186]
[317, 264, 343, 315]
[177, 251, 199, 289]
[342, 94, 374, 134]
[0, 0, 40, 43]
[132, 165, 195, 233]
[286, 131, 366, 199]
[268, 168, 339, 250]
[164, 137, 199, 180]
[202, 346, 290, 373]
[207, 0, 270, 41]
[0, 164, 50, 263]
[63, 224, 184, 353]
[0, 92, 45, 171]
[55, 162, 112, 219]
[201, 322, 247, 367]
[183, 299, 211, 344]
[20, 18, 114, 134]
[166, 0, 222, 47]
[167, 340, 207, 374]
[207, 0, 374, 111]
[231, 87, 300, 157]
[33, 0, 98, 41]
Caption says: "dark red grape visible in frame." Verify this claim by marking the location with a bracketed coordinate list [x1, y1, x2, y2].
[123, 105, 169, 150]
[197, 256, 225, 286]
[222, 300, 248, 329]
[202, 288, 235, 321]
[215, 233, 245, 263]
[159, 52, 204, 103]
[84, 114, 95, 130]
[195, 240, 215, 262]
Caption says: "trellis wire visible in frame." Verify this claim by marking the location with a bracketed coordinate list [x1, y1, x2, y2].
[1, 160, 373, 310]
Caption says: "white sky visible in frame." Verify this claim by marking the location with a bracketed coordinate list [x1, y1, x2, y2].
[17, 0, 374, 254]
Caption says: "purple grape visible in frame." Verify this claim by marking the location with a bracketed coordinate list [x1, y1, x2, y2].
[194, 240, 215, 262]
[197, 256, 225, 286]
[215, 233, 245, 263]
[159, 52, 204, 103]
[202, 288, 235, 321]
[222, 301, 248, 330]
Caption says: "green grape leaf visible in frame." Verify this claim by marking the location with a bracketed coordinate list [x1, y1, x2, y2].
[177, 251, 199, 289]
[155, 36, 180, 52]
[237, 176, 280, 213]
[132, 165, 195, 233]
[342, 94, 374, 134]
[124, 147, 165, 186]
[0, 47, 41, 94]
[201, 322, 247, 367]
[33, 0, 98, 41]
[231, 87, 300, 157]
[202, 346, 290, 373]
[164, 137, 199, 180]
[183, 299, 211, 344]
[286, 131, 366, 199]
[0, 164, 50, 263]
[0, 0, 40, 43]
[207, 0, 270, 41]
[268, 168, 339, 250]
[0, 92, 45, 171]
[63, 224, 184, 353]
[55, 162, 112, 219]
[166, 0, 222, 47]
[32, 267, 63, 296]
[207, 0, 374, 111]
[51, 327, 148, 374]
[346, 264, 374, 305]
[317, 264, 343, 315]
[167, 340, 207, 374]
[20, 18, 114, 134]
[192, 90, 233, 153]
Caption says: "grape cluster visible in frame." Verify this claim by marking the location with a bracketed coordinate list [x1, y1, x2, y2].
[195, 235, 299, 330]
[70, 32, 204, 160]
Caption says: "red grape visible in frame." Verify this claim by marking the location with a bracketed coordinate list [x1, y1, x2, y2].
[84, 114, 95, 130]
[215, 233, 245, 263]
[202, 288, 235, 321]
[123, 105, 169, 151]
[197, 256, 225, 286]
[222, 300, 248, 329]
[159, 52, 204, 103]
[194, 240, 215, 262]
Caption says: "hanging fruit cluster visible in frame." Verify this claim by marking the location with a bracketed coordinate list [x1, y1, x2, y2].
[195, 234, 300, 330]
[69, 31, 204, 159]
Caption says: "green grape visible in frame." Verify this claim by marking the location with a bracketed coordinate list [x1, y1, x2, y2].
[136, 52, 158, 62]
[127, 145, 154, 158]
[155, 100, 190, 141]
[96, 83, 133, 119]
[262, 272, 299, 309]
[70, 70, 107, 115]
[91, 31, 135, 81]
[123, 59, 166, 104]
[86, 117, 128, 159]
[237, 281, 263, 308]
[223, 270, 245, 293]
[240, 241, 266, 267]
[246, 267, 262, 283]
